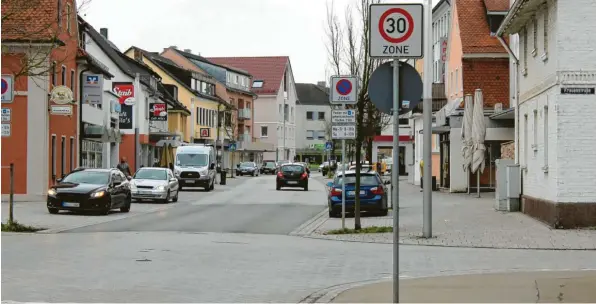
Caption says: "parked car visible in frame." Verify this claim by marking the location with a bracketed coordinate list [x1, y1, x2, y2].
[349, 164, 374, 172]
[319, 162, 329, 172]
[46, 168, 132, 215]
[326, 170, 388, 218]
[260, 160, 278, 174]
[276, 163, 309, 191]
[237, 162, 259, 176]
[130, 167, 179, 203]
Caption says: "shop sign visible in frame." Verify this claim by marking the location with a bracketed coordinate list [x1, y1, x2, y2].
[50, 85, 74, 104]
[149, 103, 167, 121]
[50, 105, 72, 115]
[82, 74, 103, 105]
[200, 128, 210, 138]
[113, 82, 134, 129]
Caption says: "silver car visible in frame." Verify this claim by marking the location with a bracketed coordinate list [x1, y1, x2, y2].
[130, 167, 179, 203]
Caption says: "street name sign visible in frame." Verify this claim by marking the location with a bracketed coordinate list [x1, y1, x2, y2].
[332, 110, 356, 123]
[1, 108, 11, 122]
[332, 125, 356, 140]
[330, 75, 358, 104]
[369, 3, 424, 58]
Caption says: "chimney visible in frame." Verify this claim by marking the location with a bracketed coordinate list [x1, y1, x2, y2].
[184, 49, 192, 53]
[170, 45, 178, 50]
[100, 28, 108, 39]
[317, 81, 326, 88]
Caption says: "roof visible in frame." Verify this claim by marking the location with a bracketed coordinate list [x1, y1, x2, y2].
[295, 83, 330, 106]
[173, 49, 251, 76]
[497, 0, 542, 35]
[157, 82, 190, 115]
[78, 17, 159, 86]
[456, 0, 508, 54]
[432, 0, 451, 14]
[1, 0, 62, 43]
[206, 56, 290, 95]
[484, 0, 509, 12]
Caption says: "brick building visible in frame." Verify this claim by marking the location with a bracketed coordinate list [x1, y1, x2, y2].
[434, 0, 514, 192]
[1, 0, 82, 200]
[498, 0, 596, 228]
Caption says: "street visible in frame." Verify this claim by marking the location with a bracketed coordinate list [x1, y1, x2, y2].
[2, 174, 596, 303]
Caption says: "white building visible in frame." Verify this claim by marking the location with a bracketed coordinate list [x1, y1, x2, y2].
[498, 0, 596, 228]
[81, 21, 167, 170]
[208, 56, 297, 161]
[295, 82, 333, 163]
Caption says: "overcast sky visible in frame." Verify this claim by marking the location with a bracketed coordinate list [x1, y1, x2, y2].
[80, 0, 439, 85]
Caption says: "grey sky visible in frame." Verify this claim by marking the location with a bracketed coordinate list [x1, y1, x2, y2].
[81, 0, 439, 85]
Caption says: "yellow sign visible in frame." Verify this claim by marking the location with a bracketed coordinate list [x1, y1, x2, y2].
[50, 85, 74, 104]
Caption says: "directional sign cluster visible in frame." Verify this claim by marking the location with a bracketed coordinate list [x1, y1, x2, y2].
[330, 75, 358, 140]
[331, 109, 356, 140]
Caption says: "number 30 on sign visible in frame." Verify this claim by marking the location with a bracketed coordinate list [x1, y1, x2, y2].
[369, 4, 424, 58]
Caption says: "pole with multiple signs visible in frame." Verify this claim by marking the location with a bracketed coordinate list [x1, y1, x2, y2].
[330, 75, 358, 230]
[369, 3, 424, 303]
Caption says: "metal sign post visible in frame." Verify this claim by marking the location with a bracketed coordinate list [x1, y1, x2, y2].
[330, 76, 358, 230]
[369, 3, 424, 303]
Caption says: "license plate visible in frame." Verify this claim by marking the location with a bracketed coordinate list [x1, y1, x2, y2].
[62, 202, 80, 207]
[287, 181, 298, 184]
[347, 191, 365, 196]
[140, 191, 152, 195]
[185, 180, 195, 184]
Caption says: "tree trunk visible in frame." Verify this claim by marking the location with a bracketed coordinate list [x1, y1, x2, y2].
[354, 99, 366, 231]
[366, 137, 373, 165]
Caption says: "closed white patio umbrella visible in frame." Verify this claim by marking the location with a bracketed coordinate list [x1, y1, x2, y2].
[460, 94, 474, 194]
[471, 89, 486, 198]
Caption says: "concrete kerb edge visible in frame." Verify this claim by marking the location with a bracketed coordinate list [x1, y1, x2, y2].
[289, 208, 329, 236]
[298, 234, 596, 251]
[298, 268, 596, 304]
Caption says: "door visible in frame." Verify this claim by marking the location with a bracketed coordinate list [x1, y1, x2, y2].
[399, 147, 406, 176]
[111, 172, 125, 207]
[167, 170, 178, 193]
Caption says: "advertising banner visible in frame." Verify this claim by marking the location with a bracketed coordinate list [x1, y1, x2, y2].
[112, 82, 135, 129]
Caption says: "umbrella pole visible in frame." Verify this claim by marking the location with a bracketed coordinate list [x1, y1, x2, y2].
[477, 171, 480, 198]
[467, 168, 470, 194]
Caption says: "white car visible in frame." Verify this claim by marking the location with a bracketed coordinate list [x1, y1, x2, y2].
[130, 167, 179, 203]
[319, 162, 329, 172]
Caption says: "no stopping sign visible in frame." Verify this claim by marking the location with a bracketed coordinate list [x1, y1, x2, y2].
[369, 3, 424, 58]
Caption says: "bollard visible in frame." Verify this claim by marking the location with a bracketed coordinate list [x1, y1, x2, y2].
[9, 163, 14, 224]
[220, 169, 227, 185]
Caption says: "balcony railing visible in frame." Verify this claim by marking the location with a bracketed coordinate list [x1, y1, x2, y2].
[238, 108, 251, 120]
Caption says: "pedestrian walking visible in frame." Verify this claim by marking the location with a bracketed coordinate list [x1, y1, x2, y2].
[419, 159, 424, 192]
[117, 157, 132, 177]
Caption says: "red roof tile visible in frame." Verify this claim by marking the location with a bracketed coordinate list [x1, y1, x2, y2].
[1, 0, 59, 42]
[456, 0, 507, 54]
[206, 56, 289, 95]
[484, 0, 509, 11]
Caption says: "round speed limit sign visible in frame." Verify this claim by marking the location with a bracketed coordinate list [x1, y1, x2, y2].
[369, 4, 423, 58]
[379, 8, 414, 43]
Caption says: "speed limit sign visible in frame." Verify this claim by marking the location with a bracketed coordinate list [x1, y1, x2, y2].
[369, 3, 424, 58]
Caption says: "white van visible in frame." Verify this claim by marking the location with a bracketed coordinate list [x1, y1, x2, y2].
[174, 144, 217, 191]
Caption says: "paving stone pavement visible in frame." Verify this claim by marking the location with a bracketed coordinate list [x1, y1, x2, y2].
[2, 232, 596, 303]
[309, 180, 596, 250]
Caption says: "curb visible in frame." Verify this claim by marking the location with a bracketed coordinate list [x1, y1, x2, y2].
[289, 208, 329, 236]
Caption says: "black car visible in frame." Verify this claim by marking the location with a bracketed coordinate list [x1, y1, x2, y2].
[276, 163, 308, 191]
[47, 168, 132, 215]
[236, 162, 259, 176]
[260, 160, 277, 174]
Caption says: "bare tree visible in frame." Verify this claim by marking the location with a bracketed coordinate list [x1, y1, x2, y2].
[1, 0, 92, 80]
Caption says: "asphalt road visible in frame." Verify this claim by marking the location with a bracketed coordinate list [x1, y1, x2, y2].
[63, 174, 327, 234]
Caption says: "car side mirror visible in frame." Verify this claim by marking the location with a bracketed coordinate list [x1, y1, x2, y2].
[326, 182, 333, 187]
[170, 178, 177, 182]
[56, 178, 63, 183]
[210, 163, 216, 170]
[126, 176, 132, 181]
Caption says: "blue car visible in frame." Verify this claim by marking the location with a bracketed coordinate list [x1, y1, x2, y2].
[326, 170, 389, 218]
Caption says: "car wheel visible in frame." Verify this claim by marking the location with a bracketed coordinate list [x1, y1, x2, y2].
[120, 195, 131, 212]
[304, 184, 308, 191]
[210, 178, 215, 190]
[172, 190, 179, 202]
[328, 209, 338, 218]
[162, 191, 170, 204]
[101, 203, 111, 216]
[378, 209, 388, 216]
[48, 208, 59, 214]
[252, 171, 256, 177]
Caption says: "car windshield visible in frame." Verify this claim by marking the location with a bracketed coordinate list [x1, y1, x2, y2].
[177, 153, 208, 167]
[134, 169, 167, 180]
[240, 162, 254, 168]
[62, 171, 110, 184]
[334, 174, 380, 186]
[264, 162, 276, 168]
[281, 165, 304, 173]
[279, 160, 290, 165]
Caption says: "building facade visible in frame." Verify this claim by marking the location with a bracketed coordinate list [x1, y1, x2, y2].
[295, 82, 333, 163]
[498, 0, 596, 228]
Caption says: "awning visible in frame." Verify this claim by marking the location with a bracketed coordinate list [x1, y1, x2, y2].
[155, 139, 184, 147]
[418, 126, 451, 134]
[84, 125, 121, 143]
[490, 107, 515, 120]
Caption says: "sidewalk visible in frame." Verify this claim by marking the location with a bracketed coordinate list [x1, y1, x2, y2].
[308, 180, 596, 250]
[331, 270, 596, 303]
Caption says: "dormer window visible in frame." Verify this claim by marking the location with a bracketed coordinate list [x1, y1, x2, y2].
[487, 13, 506, 35]
[252, 80, 264, 88]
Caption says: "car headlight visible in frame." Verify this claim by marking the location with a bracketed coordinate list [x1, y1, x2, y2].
[199, 169, 208, 176]
[130, 183, 137, 189]
[174, 169, 181, 176]
[90, 190, 105, 198]
[47, 188, 57, 197]
[156, 185, 166, 191]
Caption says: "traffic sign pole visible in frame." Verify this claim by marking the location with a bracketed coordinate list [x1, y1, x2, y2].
[422, 0, 433, 239]
[341, 137, 346, 230]
[392, 59, 400, 304]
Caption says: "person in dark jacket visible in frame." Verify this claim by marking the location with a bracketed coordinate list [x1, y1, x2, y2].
[117, 157, 132, 176]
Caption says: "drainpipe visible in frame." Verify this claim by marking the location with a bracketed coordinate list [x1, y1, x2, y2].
[79, 68, 91, 167]
[496, 35, 520, 165]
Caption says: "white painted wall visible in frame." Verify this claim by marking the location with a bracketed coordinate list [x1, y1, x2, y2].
[27, 61, 50, 200]
[296, 104, 331, 150]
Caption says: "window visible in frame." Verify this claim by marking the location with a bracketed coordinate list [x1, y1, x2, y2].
[284, 104, 288, 121]
[318, 112, 325, 120]
[61, 65, 66, 85]
[261, 126, 268, 137]
[533, 109, 538, 151]
[278, 104, 282, 117]
[317, 130, 326, 140]
[542, 5, 549, 60]
[69, 137, 75, 172]
[57, 0, 62, 25]
[306, 130, 314, 140]
[191, 79, 196, 90]
[145, 97, 149, 120]
[455, 68, 459, 92]
[523, 114, 528, 168]
[51, 62, 57, 86]
[66, 4, 71, 33]
[543, 105, 549, 171]
[61, 136, 66, 177]
[252, 80, 264, 88]
[522, 27, 528, 75]
[283, 73, 288, 92]
[306, 111, 313, 120]
[532, 16, 538, 56]
[70, 69, 75, 89]
[51, 135, 56, 179]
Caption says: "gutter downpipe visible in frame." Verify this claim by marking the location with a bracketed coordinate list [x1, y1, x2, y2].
[496, 35, 520, 165]
[79, 67, 91, 167]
